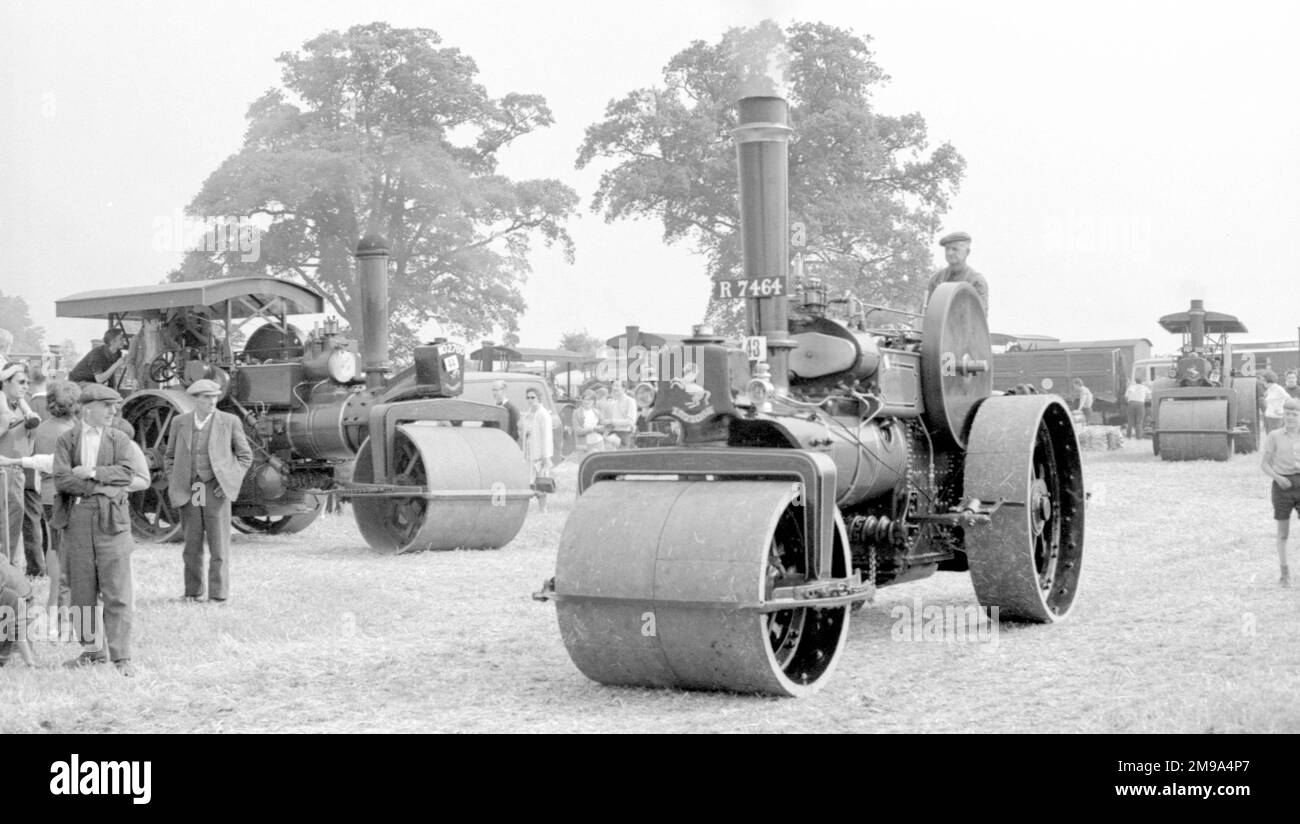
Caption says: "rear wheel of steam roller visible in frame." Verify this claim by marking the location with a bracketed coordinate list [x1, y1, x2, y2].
[122, 393, 189, 543]
[554, 481, 851, 696]
[351, 426, 529, 553]
[921, 282, 993, 448]
[233, 495, 325, 535]
[964, 395, 1084, 622]
[1158, 399, 1231, 461]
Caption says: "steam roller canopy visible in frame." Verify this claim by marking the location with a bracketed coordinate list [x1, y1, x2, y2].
[352, 425, 529, 553]
[921, 282, 992, 447]
[1159, 399, 1231, 461]
[554, 480, 850, 697]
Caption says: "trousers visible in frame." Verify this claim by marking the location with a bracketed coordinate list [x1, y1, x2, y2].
[182, 478, 232, 600]
[43, 504, 69, 609]
[66, 502, 134, 661]
[21, 486, 46, 576]
[1, 468, 22, 566]
[1126, 402, 1147, 439]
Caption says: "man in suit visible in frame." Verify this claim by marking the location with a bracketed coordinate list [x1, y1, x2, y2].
[52, 384, 149, 676]
[164, 380, 252, 603]
[486, 379, 520, 442]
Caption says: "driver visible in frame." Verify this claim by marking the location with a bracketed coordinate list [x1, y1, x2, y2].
[67, 328, 129, 387]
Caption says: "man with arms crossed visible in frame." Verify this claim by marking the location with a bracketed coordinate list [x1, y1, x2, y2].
[53, 385, 148, 675]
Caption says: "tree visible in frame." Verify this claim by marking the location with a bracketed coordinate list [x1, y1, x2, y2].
[577, 20, 965, 334]
[559, 329, 603, 357]
[0, 290, 44, 353]
[174, 22, 578, 358]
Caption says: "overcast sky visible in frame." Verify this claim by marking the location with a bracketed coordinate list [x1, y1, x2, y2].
[2, 0, 1297, 355]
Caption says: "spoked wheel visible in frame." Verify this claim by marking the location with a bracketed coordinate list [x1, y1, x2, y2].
[233, 494, 325, 535]
[964, 395, 1084, 622]
[351, 425, 530, 553]
[554, 480, 851, 696]
[122, 392, 192, 543]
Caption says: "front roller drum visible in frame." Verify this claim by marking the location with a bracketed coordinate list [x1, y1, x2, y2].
[1158, 399, 1231, 461]
[554, 481, 850, 696]
[352, 425, 530, 553]
[964, 395, 1084, 622]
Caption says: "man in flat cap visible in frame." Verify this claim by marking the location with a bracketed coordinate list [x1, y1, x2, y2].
[926, 231, 989, 314]
[164, 380, 251, 604]
[52, 384, 149, 676]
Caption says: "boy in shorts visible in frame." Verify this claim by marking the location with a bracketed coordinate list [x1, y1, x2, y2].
[1260, 398, 1300, 586]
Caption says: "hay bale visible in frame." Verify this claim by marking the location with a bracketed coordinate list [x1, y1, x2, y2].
[1078, 425, 1125, 451]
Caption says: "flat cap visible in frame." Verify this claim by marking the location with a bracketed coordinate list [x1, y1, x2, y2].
[939, 231, 972, 246]
[79, 384, 123, 404]
[186, 379, 222, 396]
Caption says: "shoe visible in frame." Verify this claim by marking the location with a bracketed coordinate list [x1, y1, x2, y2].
[209, 597, 227, 605]
[63, 652, 108, 668]
[179, 595, 202, 603]
[114, 660, 137, 677]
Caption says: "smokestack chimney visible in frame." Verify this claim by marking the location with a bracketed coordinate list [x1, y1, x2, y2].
[1188, 299, 1205, 351]
[355, 234, 391, 390]
[733, 96, 796, 392]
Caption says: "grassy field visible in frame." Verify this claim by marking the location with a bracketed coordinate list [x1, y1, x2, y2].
[3, 436, 1298, 733]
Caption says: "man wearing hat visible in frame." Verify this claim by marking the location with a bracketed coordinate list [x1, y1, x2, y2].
[51, 384, 149, 676]
[926, 231, 989, 314]
[164, 380, 252, 603]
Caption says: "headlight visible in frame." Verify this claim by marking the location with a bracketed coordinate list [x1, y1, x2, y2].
[328, 350, 360, 383]
[747, 377, 774, 407]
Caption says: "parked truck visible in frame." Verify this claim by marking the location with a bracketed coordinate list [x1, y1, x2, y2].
[993, 346, 1131, 424]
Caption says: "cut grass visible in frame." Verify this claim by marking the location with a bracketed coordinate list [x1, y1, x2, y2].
[3, 441, 1298, 733]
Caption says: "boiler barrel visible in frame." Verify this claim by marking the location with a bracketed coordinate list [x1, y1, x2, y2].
[777, 416, 910, 506]
[285, 383, 371, 460]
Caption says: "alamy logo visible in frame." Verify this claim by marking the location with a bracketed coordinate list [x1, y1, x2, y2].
[49, 754, 151, 804]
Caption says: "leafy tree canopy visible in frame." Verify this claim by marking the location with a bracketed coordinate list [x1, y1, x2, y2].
[577, 20, 965, 333]
[174, 22, 578, 357]
[0, 291, 45, 353]
[559, 329, 603, 357]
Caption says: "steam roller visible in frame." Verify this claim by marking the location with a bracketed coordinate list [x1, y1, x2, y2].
[56, 231, 537, 552]
[537, 93, 1085, 697]
[1149, 299, 1258, 461]
[334, 235, 537, 553]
